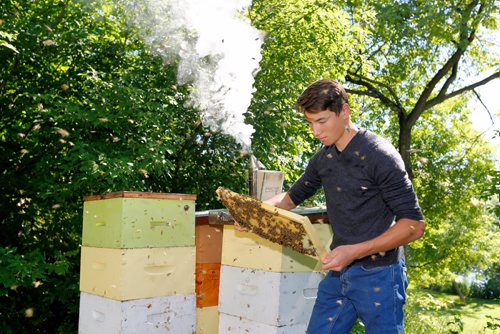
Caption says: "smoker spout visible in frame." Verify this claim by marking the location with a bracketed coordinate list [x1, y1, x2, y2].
[248, 154, 265, 197]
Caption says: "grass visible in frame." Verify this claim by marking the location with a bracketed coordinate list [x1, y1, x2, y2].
[407, 287, 500, 333]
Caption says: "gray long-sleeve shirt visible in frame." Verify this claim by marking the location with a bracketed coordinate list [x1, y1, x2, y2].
[288, 128, 424, 266]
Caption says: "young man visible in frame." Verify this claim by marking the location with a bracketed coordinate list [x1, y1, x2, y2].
[263, 79, 425, 333]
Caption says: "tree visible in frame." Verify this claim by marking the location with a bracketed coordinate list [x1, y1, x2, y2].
[343, 0, 499, 179]
[248, 0, 360, 182]
[1, 0, 498, 331]
[0, 0, 246, 331]
[408, 97, 498, 285]
[340, 0, 499, 285]
[248, 0, 499, 286]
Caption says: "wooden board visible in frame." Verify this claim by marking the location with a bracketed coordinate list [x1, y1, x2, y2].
[84, 191, 196, 202]
[216, 187, 329, 259]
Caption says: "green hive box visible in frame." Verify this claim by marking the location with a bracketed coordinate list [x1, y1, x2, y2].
[82, 192, 196, 249]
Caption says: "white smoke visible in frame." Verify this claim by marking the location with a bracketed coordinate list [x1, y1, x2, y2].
[130, 0, 264, 149]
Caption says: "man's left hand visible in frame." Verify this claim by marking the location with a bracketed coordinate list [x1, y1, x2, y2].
[321, 245, 360, 271]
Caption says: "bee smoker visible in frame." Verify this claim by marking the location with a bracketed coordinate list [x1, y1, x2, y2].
[209, 154, 284, 225]
[248, 154, 266, 198]
[248, 154, 284, 201]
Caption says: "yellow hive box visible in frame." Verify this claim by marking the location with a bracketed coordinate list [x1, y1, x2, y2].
[196, 306, 219, 334]
[82, 192, 196, 249]
[80, 246, 195, 301]
[221, 224, 332, 272]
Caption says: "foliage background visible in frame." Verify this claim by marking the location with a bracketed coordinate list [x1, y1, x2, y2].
[0, 0, 498, 332]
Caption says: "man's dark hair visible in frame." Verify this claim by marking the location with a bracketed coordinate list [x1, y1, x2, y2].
[296, 79, 348, 115]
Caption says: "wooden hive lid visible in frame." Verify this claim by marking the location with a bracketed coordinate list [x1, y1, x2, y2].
[84, 191, 197, 202]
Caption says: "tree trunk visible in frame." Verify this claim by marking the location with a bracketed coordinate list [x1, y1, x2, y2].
[453, 280, 467, 305]
[398, 118, 414, 180]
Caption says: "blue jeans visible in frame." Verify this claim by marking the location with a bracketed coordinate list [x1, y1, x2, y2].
[307, 258, 408, 334]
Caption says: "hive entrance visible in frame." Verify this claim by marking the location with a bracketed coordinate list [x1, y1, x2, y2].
[216, 187, 328, 259]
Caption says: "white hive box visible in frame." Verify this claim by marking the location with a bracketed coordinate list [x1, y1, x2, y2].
[221, 224, 332, 272]
[78, 292, 196, 334]
[219, 312, 308, 334]
[80, 246, 195, 301]
[218, 265, 324, 327]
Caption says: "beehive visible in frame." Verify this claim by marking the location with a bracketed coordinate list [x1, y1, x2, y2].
[78, 292, 196, 334]
[218, 265, 324, 327]
[195, 222, 223, 264]
[219, 312, 307, 334]
[196, 262, 221, 308]
[80, 246, 195, 301]
[82, 192, 196, 249]
[221, 224, 332, 272]
[216, 187, 329, 259]
[196, 306, 219, 334]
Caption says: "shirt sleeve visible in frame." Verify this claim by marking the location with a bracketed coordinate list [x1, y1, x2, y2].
[287, 152, 323, 206]
[371, 142, 424, 222]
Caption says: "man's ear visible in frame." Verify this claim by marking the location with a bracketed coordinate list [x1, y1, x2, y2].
[341, 104, 350, 119]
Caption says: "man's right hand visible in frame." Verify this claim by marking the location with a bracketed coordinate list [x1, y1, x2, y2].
[233, 221, 248, 232]
[263, 192, 297, 211]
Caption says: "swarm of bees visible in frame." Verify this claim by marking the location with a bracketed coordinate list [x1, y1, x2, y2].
[216, 187, 322, 258]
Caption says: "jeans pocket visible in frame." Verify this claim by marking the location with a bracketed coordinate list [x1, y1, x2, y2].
[394, 263, 408, 305]
[359, 264, 388, 272]
[394, 283, 407, 305]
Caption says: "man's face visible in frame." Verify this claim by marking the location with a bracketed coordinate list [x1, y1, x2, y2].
[304, 107, 346, 147]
